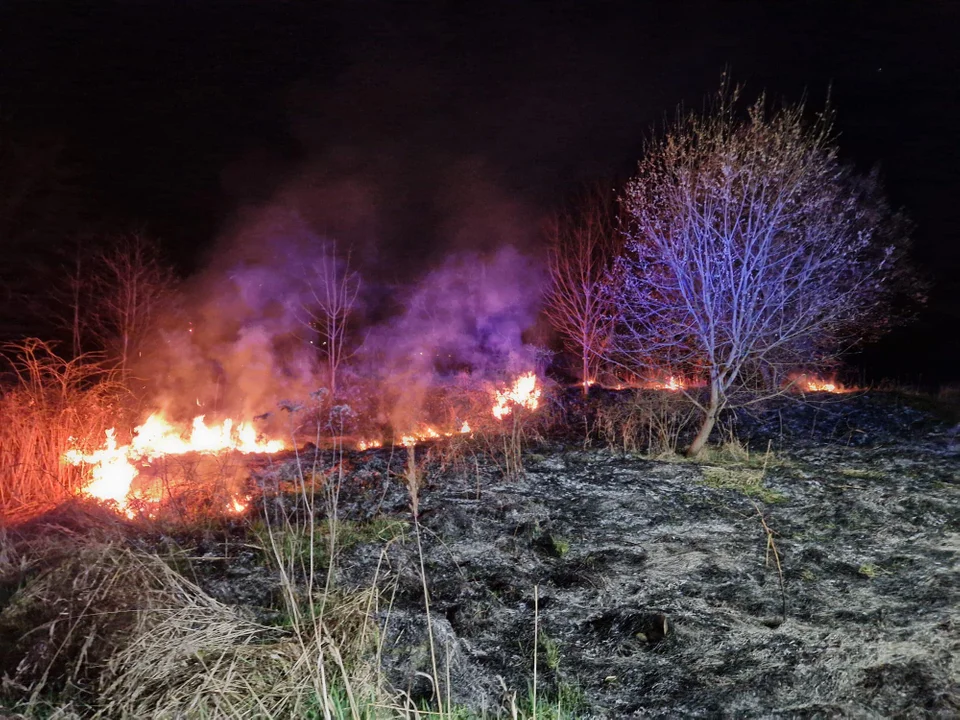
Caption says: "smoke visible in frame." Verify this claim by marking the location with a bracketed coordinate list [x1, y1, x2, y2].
[358, 245, 544, 429]
[134, 166, 546, 431]
[136, 206, 324, 421]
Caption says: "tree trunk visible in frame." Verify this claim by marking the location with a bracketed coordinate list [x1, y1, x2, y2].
[686, 380, 720, 457]
[582, 352, 590, 396]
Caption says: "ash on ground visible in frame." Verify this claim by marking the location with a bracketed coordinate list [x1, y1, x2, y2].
[4, 391, 957, 718]
[224, 392, 958, 717]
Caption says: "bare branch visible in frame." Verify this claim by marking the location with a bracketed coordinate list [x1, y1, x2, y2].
[302, 243, 361, 398]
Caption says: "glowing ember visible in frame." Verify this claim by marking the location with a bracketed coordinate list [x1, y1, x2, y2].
[664, 376, 684, 391]
[357, 438, 383, 451]
[228, 497, 249, 514]
[65, 412, 285, 511]
[492, 372, 541, 420]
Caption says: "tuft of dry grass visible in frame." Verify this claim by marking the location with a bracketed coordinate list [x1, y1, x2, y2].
[0, 534, 189, 709]
[0, 525, 389, 719]
[98, 570, 384, 719]
[0, 340, 128, 519]
[594, 389, 697, 456]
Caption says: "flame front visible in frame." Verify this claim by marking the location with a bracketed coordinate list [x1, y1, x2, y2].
[398, 422, 472, 448]
[787, 373, 851, 394]
[65, 412, 285, 511]
[492, 372, 541, 420]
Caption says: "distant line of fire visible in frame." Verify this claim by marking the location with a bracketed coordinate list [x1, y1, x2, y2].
[582, 373, 852, 394]
[64, 370, 849, 516]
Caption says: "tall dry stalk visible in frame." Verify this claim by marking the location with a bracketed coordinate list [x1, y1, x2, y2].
[0, 339, 126, 517]
[258, 396, 385, 719]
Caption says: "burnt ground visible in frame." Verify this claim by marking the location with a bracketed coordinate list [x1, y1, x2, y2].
[2, 391, 959, 718]
[237, 392, 959, 717]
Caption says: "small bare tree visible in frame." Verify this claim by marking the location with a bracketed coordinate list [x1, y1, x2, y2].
[614, 86, 914, 456]
[304, 243, 361, 398]
[543, 185, 622, 395]
[88, 233, 177, 380]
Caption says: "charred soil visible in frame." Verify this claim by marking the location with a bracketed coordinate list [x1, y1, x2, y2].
[1, 391, 958, 718]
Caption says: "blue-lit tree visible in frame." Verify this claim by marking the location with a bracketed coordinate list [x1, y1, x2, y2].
[614, 87, 914, 456]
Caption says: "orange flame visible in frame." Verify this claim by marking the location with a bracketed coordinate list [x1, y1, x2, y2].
[788, 373, 852, 394]
[396, 421, 472, 448]
[65, 412, 285, 512]
[664, 376, 684, 391]
[492, 372, 541, 420]
[228, 497, 249, 514]
[637, 375, 693, 391]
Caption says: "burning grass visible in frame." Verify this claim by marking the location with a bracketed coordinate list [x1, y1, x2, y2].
[0, 340, 128, 521]
[0, 367, 572, 718]
[786, 372, 856, 394]
[63, 412, 284, 517]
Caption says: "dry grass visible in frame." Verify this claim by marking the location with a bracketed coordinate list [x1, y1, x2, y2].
[0, 522, 389, 719]
[0, 340, 128, 519]
[594, 389, 697, 456]
[98, 573, 382, 719]
[0, 532, 194, 710]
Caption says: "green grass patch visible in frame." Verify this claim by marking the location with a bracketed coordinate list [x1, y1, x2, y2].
[700, 465, 786, 503]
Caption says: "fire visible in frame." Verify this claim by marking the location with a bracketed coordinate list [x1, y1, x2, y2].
[637, 375, 694, 391]
[788, 373, 852, 394]
[65, 412, 285, 512]
[492, 372, 541, 420]
[228, 497, 249, 514]
[352, 373, 541, 451]
[400, 425, 442, 447]
[664, 375, 684, 391]
[397, 422, 471, 448]
[64, 428, 136, 507]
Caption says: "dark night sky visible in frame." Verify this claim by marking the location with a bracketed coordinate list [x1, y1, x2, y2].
[2, 1, 959, 383]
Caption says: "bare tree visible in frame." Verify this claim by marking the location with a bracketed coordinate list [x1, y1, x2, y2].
[614, 86, 914, 456]
[89, 233, 177, 380]
[304, 243, 361, 398]
[543, 185, 622, 395]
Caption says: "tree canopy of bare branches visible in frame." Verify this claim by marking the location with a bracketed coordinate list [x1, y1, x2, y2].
[543, 185, 622, 395]
[303, 243, 361, 398]
[614, 86, 915, 456]
[85, 234, 177, 380]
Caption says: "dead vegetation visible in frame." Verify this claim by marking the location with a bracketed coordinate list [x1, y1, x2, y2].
[0, 340, 128, 520]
